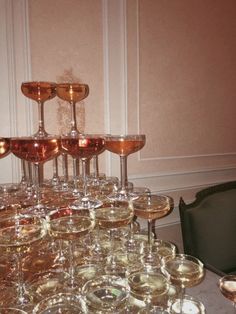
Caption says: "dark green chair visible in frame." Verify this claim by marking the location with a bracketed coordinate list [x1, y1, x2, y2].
[179, 181, 236, 275]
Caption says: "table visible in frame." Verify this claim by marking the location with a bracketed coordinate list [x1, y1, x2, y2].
[188, 269, 232, 314]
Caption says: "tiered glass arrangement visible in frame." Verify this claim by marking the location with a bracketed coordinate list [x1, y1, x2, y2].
[0, 80, 207, 313]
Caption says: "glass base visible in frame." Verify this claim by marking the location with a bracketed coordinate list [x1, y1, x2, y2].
[169, 295, 206, 314]
[108, 190, 138, 201]
[69, 197, 103, 210]
[21, 204, 53, 218]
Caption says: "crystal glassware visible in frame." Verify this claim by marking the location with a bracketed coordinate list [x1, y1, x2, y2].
[162, 254, 205, 313]
[48, 208, 95, 289]
[82, 275, 129, 312]
[21, 81, 57, 137]
[105, 134, 146, 201]
[57, 83, 89, 194]
[0, 214, 47, 306]
[56, 83, 89, 136]
[10, 135, 61, 217]
[132, 194, 173, 267]
[128, 270, 169, 310]
[61, 133, 105, 209]
[219, 274, 236, 311]
[32, 293, 84, 313]
[94, 200, 134, 272]
[168, 294, 206, 314]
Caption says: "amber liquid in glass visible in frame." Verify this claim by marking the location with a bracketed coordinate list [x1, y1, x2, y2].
[220, 279, 236, 303]
[0, 138, 10, 158]
[61, 137, 105, 159]
[49, 216, 94, 241]
[21, 82, 57, 102]
[105, 138, 145, 156]
[95, 206, 133, 229]
[11, 137, 60, 163]
[165, 259, 204, 288]
[57, 83, 89, 102]
[133, 204, 170, 220]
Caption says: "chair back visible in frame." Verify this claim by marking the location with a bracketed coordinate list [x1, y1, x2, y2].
[179, 181, 236, 274]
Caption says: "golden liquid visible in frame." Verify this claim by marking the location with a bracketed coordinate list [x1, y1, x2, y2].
[0, 138, 10, 159]
[220, 279, 236, 302]
[61, 137, 105, 159]
[11, 137, 60, 163]
[133, 195, 172, 220]
[57, 83, 89, 102]
[21, 81, 57, 102]
[164, 259, 204, 288]
[49, 216, 94, 241]
[83, 276, 128, 311]
[0, 224, 45, 254]
[95, 206, 133, 229]
[128, 272, 169, 302]
[105, 138, 145, 156]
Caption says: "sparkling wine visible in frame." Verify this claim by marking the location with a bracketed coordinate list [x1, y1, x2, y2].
[164, 258, 204, 288]
[49, 216, 94, 241]
[219, 276, 236, 303]
[133, 195, 172, 220]
[95, 206, 133, 229]
[21, 81, 57, 102]
[82, 275, 129, 312]
[61, 136, 105, 159]
[0, 222, 46, 254]
[11, 137, 60, 163]
[128, 272, 169, 302]
[57, 83, 89, 102]
[0, 137, 10, 159]
[105, 136, 145, 156]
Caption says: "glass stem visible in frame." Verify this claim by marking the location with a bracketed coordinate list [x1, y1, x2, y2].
[147, 219, 153, 248]
[37, 100, 47, 136]
[34, 163, 42, 205]
[52, 157, 60, 186]
[26, 161, 33, 195]
[72, 157, 79, 193]
[120, 155, 128, 192]
[20, 160, 27, 186]
[15, 252, 26, 304]
[68, 240, 75, 288]
[62, 153, 69, 190]
[81, 158, 88, 197]
[70, 101, 78, 135]
[93, 155, 99, 179]
[179, 286, 185, 313]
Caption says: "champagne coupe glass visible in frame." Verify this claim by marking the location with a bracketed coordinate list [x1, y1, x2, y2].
[57, 83, 89, 136]
[105, 134, 146, 201]
[82, 274, 129, 313]
[94, 200, 134, 274]
[10, 135, 61, 217]
[32, 293, 84, 313]
[219, 274, 236, 311]
[48, 208, 95, 289]
[162, 254, 205, 314]
[61, 133, 105, 209]
[0, 213, 47, 306]
[57, 83, 89, 194]
[21, 81, 57, 137]
[132, 194, 173, 267]
[128, 270, 169, 310]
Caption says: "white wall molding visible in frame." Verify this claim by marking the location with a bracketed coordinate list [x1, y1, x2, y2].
[103, 0, 128, 176]
[130, 166, 236, 198]
[0, 0, 32, 183]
